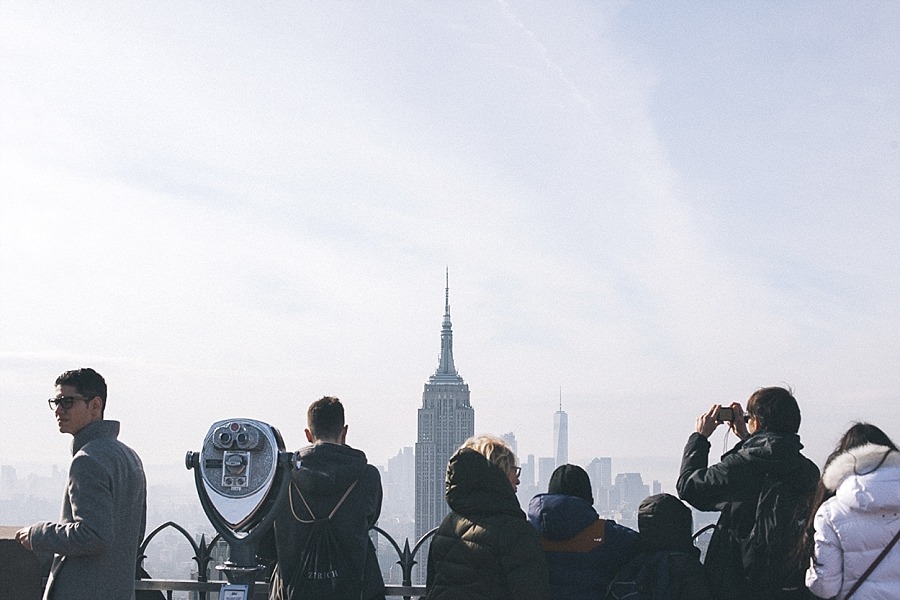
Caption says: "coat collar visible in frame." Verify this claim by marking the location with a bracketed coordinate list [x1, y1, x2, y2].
[71, 419, 120, 455]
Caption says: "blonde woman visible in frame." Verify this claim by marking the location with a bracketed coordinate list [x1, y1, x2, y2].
[425, 435, 551, 600]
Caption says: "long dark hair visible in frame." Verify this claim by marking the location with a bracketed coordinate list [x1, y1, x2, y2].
[798, 422, 899, 562]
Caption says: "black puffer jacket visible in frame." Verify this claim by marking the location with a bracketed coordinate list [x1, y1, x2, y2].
[425, 448, 551, 600]
[677, 431, 819, 600]
[260, 442, 385, 600]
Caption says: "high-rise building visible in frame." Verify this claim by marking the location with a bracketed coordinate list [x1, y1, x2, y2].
[414, 274, 474, 541]
[522, 454, 536, 488]
[612, 472, 650, 513]
[586, 456, 612, 512]
[586, 457, 612, 489]
[553, 393, 568, 467]
[537, 456, 556, 493]
[383, 447, 415, 519]
[500, 432, 518, 456]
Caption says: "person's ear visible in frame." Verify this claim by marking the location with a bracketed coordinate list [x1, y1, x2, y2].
[304, 428, 315, 443]
[89, 396, 103, 418]
[339, 424, 348, 444]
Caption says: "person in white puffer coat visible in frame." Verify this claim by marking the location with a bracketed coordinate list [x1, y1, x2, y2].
[804, 423, 900, 599]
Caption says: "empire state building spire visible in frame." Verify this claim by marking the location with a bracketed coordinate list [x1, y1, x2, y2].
[416, 270, 473, 546]
[430, 268, 461, 382]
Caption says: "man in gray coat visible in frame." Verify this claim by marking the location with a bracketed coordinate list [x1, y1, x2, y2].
[16, 368, 147, 600]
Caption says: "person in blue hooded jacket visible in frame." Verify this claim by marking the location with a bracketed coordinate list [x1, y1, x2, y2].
[528, 464, 639, 600]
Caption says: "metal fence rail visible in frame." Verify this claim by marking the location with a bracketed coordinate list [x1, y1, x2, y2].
[134, 579, 425, 599]
[136, 521, 715, 599]
[137, 521, 436, 600]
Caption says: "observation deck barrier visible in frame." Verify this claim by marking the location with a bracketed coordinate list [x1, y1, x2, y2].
[6, 522, 717, 599]
[133, 521, 435, 600]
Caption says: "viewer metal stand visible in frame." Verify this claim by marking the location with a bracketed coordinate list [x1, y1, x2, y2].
[186, 419, 294, 600]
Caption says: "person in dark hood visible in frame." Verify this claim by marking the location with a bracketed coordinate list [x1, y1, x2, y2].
[626, 493, 710, 600]
[261, 396, 385, 600]
[527, 464, 639, 599]
[425, 434, 551, 600]
[677, 387, 819, 600]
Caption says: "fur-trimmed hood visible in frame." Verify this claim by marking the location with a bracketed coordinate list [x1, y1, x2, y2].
[823, 444, 900, 490]
[822, 443, 900, 513]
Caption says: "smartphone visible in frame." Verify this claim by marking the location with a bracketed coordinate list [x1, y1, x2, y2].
[717, 407, 734, 422]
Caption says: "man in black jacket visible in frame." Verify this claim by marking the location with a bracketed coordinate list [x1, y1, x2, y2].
[262, 396, 385, 600]
[676, 387, 819, 600]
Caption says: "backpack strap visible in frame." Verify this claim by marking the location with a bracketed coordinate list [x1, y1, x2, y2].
[289, 479, 359, 524]
[843, 526, 900, 600]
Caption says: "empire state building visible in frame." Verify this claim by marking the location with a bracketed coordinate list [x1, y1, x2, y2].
[415, 275, 474, 540]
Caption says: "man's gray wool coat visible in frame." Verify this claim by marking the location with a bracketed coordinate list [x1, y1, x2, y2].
[29, 419, 147, 600]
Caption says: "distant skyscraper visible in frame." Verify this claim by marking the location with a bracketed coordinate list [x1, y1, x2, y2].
[553, 392, 568, 467]
[597, 457, 612, 489]
[586, 457, 612, 511]
[415, 273, 474, 541]
[613, 472, 650, 512]
[522, 454, 536, 487]
[383, 447, 415, 519]
[500, 432, 518, 456]
[537, 456, 556, 493]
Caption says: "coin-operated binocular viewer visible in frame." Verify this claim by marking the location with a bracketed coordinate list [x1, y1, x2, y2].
[186, 419, 294, 599]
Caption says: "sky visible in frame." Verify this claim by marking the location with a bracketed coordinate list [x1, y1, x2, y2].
[1, 1, 899, 492]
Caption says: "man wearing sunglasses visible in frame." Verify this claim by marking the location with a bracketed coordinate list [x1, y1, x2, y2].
[15, 368, 147, 600]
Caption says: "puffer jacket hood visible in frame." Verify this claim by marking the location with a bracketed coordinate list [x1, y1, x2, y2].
[823, 443, 900, 489]
[294, 442, 371, 497]
[445, 447, 523, 519]
[822, 444, 900, 511]
[527, 493, 598, 541]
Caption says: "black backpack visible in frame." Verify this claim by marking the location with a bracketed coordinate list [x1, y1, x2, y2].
[739, 474, 809, 597]
[274, 479, 360, 600]
[605, 551, 674, 600]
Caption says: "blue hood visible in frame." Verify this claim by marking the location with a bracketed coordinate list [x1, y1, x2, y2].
[527, 493, 599, 541]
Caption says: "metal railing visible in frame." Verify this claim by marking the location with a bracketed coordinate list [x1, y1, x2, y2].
[136, 521, 716, 599]
[137, 521, 436, 599]
[134, 580, 425, 599]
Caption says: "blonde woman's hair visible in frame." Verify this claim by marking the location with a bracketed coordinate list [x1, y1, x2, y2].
[461, 434, 517, 475]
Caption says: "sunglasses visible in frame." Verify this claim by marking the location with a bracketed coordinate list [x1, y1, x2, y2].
[48, 395, 90, 410]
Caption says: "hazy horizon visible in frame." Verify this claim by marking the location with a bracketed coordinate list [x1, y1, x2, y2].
[2, 2, 898, 490]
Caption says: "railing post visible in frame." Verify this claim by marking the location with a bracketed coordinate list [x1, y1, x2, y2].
[374, 526, 436, 600]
